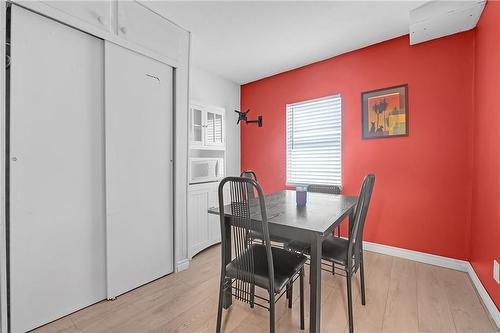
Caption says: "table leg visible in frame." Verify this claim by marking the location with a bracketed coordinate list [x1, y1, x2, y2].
[223, 217, 232, 309]
[309, 234, 322, 333]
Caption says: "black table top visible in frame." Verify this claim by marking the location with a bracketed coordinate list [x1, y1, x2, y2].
[208, 190, 358, 236]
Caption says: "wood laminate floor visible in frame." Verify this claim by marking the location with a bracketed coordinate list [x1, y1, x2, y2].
[32, 245, 498, 333]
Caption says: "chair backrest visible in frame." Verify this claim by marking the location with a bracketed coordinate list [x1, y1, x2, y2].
[347, 174, 375, 271]
[307, 184, 342, 194]
[240, 170, 258, 181]
[218, 176, 275, 300]
[240, 170, 258, 198]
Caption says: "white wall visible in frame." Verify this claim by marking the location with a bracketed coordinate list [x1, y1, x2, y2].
[190, 66, 241, 176]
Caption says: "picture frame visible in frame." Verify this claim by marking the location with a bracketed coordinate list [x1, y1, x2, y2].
[361, 84, 408, 139]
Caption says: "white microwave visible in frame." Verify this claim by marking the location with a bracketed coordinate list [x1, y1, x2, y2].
[189, 158, 224, 184]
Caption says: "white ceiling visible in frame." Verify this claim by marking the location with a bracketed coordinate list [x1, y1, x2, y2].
[151, 1, 427, 84]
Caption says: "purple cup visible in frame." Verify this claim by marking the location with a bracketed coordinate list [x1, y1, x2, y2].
[296, 186, 308, 207]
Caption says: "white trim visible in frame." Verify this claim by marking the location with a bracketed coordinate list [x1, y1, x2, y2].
[0, 2, 7, 332]
[285, 94, 342, 187]
[286, 93, 341, 107]
[465, 262, 500, 328]
[363, 241, 468, 271]
[363, 241, 499, 328]
[175, 259, 191, 273]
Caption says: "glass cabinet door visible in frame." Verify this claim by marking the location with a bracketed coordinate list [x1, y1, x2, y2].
[214, 113, 223, 144]
[206, 111, 215, 145]
[205, 109, 224, 146]
[190, 106, 203, 146]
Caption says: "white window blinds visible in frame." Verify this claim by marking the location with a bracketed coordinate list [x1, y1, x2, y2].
[286, 95, 342, 186]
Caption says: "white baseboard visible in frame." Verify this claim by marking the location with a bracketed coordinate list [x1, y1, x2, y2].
[175, 259, 190, 272]
[363, 241, 469, 271]
[465, 262, 500, 328]
[363, 241, 499, 328]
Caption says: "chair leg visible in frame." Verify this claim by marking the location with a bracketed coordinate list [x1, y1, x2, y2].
[332, 262, 335, 275]
[360, 252, 366, 306]
[216, 276, 224, 333]
[250, 283, 255, 308]
[288, 282, 293, 309]
[269, 291, 276, 333]
[346, 273, 354, 333]
[299, 268, 305, 330]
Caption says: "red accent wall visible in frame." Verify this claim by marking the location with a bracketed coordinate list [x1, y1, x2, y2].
[471, 1, 500, 309]
[241, 33, 475, 260]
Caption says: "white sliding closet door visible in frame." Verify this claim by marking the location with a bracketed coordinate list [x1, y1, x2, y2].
[105, 42, 174, 298]
[9, 6, 106, 333]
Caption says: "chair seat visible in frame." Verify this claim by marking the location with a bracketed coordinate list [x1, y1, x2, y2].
[287, 236, 350, 265]
[248, 229, 293, 244]
[226, 244, 307, 293]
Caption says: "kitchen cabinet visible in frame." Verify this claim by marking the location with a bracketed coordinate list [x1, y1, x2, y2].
[206, 107, 225, 147]
[189, 102, 225, 149]
[190, 104, 204, 147]
[187, 183, 225, 258]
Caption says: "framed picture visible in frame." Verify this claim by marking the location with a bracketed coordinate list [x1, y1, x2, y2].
[361, 84, 408, 139]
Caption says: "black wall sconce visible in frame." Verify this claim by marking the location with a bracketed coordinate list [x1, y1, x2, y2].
[234, 109, 263, 127]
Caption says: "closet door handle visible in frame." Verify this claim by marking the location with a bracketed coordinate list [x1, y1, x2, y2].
[119, 26, 127, 34]
[146, 74, 160, 83]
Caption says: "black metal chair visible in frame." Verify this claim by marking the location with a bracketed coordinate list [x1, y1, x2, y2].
[306, 184, 343, 275]
[240, 169, 258, 181]
[308, 184, 342, 237]
[240, 170, 293, 245]
[240, 170, 259, 200]
[307, 184, 342, 194]
[287, 174, 375, 333]
[216, 177, 307, 333]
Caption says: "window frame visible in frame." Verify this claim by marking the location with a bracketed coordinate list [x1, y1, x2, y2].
[285, 94, 342, 187]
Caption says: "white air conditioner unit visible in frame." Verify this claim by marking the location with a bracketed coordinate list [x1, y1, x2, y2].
[409, 0, 486, 45]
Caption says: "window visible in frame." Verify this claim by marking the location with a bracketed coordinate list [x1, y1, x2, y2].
[286, 95, 342, 186]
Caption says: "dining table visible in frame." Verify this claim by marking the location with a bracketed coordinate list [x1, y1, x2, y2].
[208, 189, 358, 333]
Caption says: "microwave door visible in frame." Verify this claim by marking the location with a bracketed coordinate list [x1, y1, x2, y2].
[190, 161, 210, 183]
[215, 159, 220, 179]
[216, 159, 224, 179]
[210, 160, 221, 180]
[190, 159, 220, 184]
